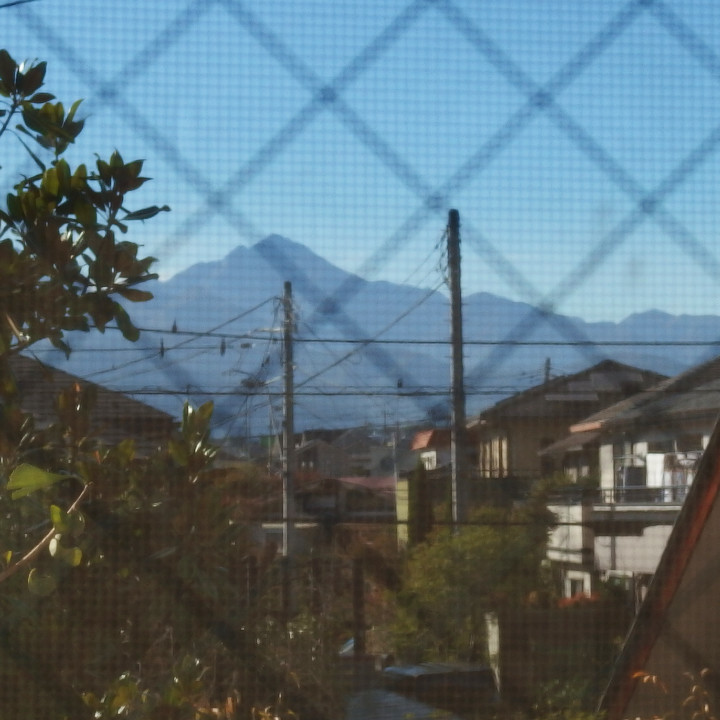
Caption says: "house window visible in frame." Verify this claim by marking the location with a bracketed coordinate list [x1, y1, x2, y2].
[647, 439, 673, 453]
[677, 434, 703, 452]
[569, 578, 585, 597]
[616, 464, 648, 502]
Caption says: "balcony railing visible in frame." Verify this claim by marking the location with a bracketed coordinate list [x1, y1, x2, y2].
[548, 484, 690, 506]
[598, 485, 689, 505]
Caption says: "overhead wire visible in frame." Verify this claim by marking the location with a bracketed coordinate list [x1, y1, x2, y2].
[296, 280, 445, 391]
[81, 296, 277, 381]
[28, 327, 720, 350]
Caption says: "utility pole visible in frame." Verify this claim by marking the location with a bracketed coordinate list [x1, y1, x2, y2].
[282, 281, 296, 558]
[448, 209, 469, 527]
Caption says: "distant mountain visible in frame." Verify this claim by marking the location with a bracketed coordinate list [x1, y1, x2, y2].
[36, 235, 720, 433]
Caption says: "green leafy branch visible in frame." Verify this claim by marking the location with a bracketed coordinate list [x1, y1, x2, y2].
[0, 463, 89, 587]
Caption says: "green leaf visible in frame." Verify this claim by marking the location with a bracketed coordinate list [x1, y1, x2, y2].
[14, 133, 46, 172]
[112, 301, 139, 342]
[112, 438, 136, 465]
[196, 401, 214, 425]
[7, 463, 67, 499]
[51, 503, 85, 540]
[43, 166, 59, 196]
[0, 50, 17, 95]
[65, 98, 83, 124]
[96, 157, 111, 184]
[64, 546, 82, 567]
[28, 568, 58, 596]
[27, 92, 55, 104]
[116, 287, 154, 303]
[73, 199, 97, 227]
[50, 504, 69, 532]
[54, 158, 71, 193]
[121, 204, 170, 222]
[168, 439, 189, 467]
[19, 61, 46, 96]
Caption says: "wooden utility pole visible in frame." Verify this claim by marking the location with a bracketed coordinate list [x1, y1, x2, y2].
[282, 281, 296, 558]
[448, 209, 469, 526]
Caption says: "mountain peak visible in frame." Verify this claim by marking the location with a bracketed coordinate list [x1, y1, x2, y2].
[253, 234, 298, 251]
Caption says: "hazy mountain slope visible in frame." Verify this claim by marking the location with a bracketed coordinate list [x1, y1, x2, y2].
[36, 235, 720, 430]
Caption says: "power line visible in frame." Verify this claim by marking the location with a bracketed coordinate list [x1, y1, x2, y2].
[30, 328, 720, 350]
[81, 296, 277, 380]
[296, 280, 445, 391]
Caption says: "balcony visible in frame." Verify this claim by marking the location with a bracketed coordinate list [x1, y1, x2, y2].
[598, 484, 690, 505]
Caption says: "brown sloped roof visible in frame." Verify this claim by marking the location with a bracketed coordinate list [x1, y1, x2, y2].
[8, 354, 175, 453]
[538, 430, 600, 457]
[473, 359, 666, 422]
[572, 354, 720, 433]
[599, 414, 720, 719]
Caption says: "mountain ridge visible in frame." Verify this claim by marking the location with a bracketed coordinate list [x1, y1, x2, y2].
[37, 235, 720, 431]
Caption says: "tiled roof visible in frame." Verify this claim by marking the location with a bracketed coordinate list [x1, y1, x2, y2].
[8, 354, 175, 453]
[473, 359, 666, 421]
[571, 354, 720, 433]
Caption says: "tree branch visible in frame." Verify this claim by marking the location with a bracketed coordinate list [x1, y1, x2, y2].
[0, 482, 90, 584]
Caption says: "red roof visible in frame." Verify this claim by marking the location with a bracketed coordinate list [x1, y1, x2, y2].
[411, 428, 451, 451]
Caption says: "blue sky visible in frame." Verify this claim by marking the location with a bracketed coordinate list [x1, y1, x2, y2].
[4, 0, 720, 322]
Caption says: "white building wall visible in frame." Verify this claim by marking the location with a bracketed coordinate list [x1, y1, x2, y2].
[594, 525, 673, 574]
[599, 444, 615, 491]
[547, 503, 592, 564]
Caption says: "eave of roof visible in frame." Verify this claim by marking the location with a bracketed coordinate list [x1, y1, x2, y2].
[471, 359, 665, 422]
[575, 355, 720, 434]
[538, 430, 601, 457]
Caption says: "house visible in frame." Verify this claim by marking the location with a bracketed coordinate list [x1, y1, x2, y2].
[295, 438, 353, 478]
[545, 354, 720, 602]
[255, 474, 397, 552]
[7, 354, 176, 454]
[268, 425, 415, 479]
[295, 475, 396, 523]
[411, 428, 452, 471]
[331, 425, 417, 477]
[598, 412, 720, 720]
[470, 360, 665, 490]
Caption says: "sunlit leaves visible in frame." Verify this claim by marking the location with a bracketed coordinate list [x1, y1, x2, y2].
[6, 463, 67, 499]
[170, 402, 218, 482]
[0, 49, 166, 359]
[48, 535, 82, 566]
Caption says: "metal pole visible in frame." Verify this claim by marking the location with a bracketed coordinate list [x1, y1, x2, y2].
[282, 281, 296, 557]
[448, 209, 469, 526]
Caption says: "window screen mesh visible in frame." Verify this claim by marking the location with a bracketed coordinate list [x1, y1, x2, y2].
[1, 2, 720, 718]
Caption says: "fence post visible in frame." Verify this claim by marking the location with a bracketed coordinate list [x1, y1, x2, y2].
[281, 556, 291, 623]
[311, 556, 322, 616]
[246, 555, 258, 613]
[352, 558, 366, 657]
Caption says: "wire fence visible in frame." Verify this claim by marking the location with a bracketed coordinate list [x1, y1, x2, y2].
[3, 0, 720, 718]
